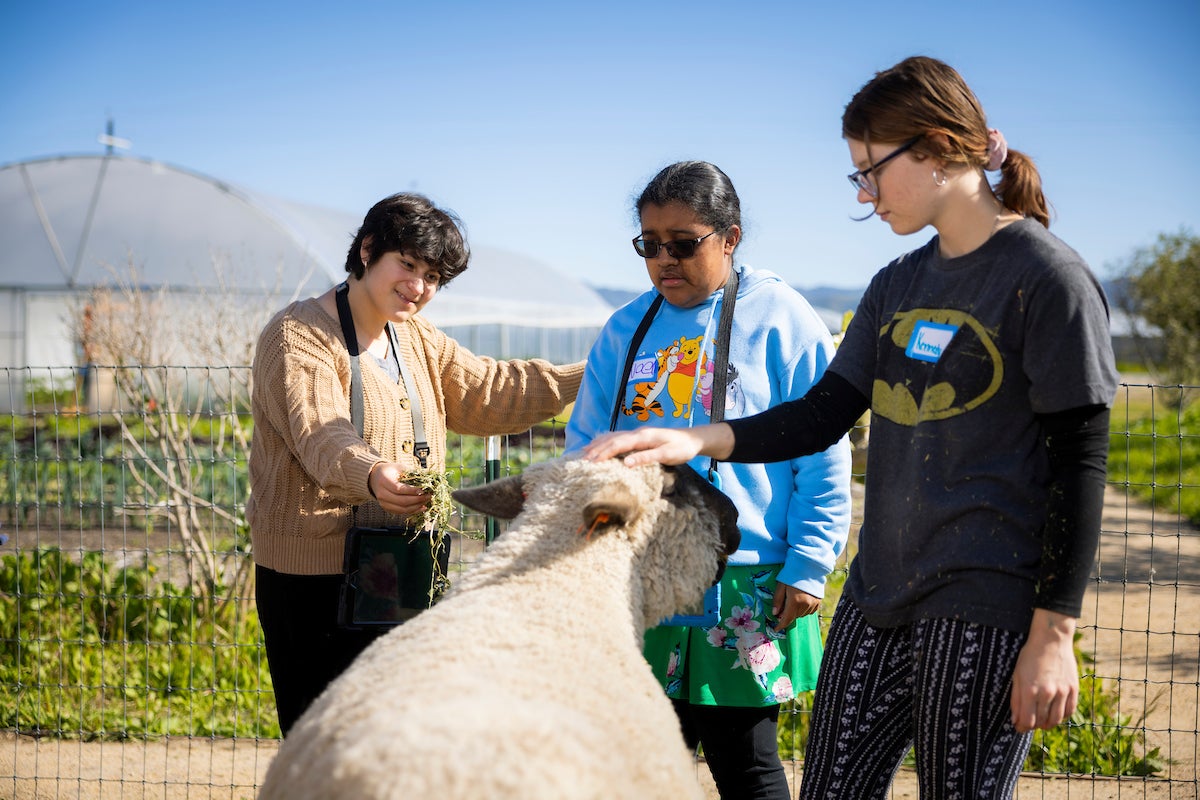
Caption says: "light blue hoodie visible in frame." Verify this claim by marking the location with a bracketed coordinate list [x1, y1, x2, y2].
[566, 264, 852, 596]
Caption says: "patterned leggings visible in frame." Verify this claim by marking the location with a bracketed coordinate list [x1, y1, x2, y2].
[799, 599, 1033, 799]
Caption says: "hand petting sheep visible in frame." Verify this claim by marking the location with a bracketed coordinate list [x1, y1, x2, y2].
[259, 456, 739, 800]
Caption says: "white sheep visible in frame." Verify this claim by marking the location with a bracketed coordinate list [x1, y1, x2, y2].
[258, 456, 740, 800]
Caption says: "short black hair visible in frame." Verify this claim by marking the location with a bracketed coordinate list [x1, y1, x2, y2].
[345, 193, 470, 285]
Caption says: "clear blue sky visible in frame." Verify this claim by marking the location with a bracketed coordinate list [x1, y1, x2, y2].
[3, 1, 1197, 291]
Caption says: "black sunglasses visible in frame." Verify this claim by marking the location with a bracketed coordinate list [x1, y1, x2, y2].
[632, 230, 718, 259]
[847, 136, 922, 197]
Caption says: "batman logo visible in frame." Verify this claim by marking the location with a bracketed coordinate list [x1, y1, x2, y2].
[872, 308, 1003, 426]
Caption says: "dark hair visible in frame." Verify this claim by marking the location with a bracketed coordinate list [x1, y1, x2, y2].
[636, 161, 743, 245]
[842, 56, 1050, 227]
[345, 193, 470, 285]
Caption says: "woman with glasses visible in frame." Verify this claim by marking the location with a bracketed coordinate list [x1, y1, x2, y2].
[583, 57, 1118, 798]
[565, 161, 852, 799]
[249, 192, 584, 736]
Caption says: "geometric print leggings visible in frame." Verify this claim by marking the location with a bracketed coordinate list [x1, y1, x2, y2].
[799, 599, 1033, 799]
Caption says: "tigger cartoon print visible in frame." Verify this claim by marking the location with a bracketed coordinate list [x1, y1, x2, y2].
[622, 381, 665, 421]
[873, 307, 1003, 426]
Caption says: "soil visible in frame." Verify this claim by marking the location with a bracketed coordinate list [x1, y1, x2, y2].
[2, 486, 1196, 799]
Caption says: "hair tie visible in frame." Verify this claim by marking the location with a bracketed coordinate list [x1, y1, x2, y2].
[986, 128, 1008, 171]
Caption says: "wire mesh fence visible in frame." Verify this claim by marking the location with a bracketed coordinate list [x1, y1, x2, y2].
[1, 366, 1197, 799]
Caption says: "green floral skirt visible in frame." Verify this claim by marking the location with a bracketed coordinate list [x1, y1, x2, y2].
[643, 564, 823, 707]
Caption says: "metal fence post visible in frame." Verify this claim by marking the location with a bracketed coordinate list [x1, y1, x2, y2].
[484, 435, 501, 545]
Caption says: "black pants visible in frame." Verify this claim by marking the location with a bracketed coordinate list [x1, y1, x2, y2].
[255, 565, 384, 736]
[673, 699, 790, 800]
[799, 599, 1031, 799]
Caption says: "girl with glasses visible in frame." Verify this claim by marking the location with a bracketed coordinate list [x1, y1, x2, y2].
[584, 57, 1118, 798]
[566, 161, 852, 799]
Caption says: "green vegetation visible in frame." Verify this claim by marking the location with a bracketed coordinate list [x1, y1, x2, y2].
[1115, 230, 1200, 391]
[0, 399, 1184, 777]
[1025, 640, 1165, 776]
[1108, 399, 1200, 525]
[1, 410, 249, 536]
[0, 548, 277, 739]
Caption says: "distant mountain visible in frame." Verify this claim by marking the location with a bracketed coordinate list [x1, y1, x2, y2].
[590, 286, 641, 309]
[795, 285, 864, 315]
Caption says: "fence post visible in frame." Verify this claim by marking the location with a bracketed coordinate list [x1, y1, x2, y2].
[484, 435, 501, 544]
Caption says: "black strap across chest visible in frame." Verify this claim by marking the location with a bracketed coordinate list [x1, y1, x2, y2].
[609, 269, 740, 475]
[335, 282, 430, 469]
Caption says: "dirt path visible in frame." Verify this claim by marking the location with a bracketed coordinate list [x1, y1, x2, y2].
[1081, 486, 1200, 788]
[3, 487, 1196, 799]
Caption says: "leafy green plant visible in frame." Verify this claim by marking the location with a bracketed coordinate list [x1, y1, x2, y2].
[1025, 640, 1166, 776]
[0, 548, 277, 739]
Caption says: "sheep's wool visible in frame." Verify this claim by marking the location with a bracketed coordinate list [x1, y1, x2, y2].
[259, 457, 736, 800]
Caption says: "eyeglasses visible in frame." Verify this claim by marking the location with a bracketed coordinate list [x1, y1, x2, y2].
[632, 230, 718, 259]
[847, 136, 922, 197]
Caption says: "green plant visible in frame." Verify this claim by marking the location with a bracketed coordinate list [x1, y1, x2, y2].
[1115, 229, 1200, 395]
[0, 548, 277, 739]
[1108, 401, 1200, 525]
[23, 376, 77, 410]
[1024, 642, 1165, 776]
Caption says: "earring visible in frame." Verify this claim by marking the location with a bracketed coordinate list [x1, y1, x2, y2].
[933, 169, 947, 187]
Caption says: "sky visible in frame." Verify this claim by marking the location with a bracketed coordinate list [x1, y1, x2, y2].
[2, 1, 1198, 292]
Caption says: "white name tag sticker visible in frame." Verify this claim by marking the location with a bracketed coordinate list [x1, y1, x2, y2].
[629, 355, 659, 382]
[905, 321, 958, 363]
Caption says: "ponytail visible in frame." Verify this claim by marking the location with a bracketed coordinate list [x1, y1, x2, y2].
[994, 149, 1050, 228]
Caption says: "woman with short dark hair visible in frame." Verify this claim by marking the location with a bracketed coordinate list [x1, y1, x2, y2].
[249, 192, 583, 735]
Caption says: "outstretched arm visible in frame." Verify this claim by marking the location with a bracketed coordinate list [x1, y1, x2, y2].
[583, 422, 735, 466]
[583, 371, 867, 467]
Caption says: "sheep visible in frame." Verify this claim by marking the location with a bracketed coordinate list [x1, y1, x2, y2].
[258, 456, 740, 800]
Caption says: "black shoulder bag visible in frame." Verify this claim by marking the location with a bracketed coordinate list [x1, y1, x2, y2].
[611, 271, 739, 626]
[334, 282, 449, 629]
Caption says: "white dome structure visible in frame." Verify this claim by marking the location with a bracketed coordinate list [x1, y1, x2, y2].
[0, 154, 612, 410]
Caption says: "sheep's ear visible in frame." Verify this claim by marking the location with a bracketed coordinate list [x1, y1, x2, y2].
[580, 490, 638, 537]
[452, 476, 526, 520]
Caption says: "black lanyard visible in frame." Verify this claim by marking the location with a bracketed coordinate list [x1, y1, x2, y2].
[609, 269, 739, 477]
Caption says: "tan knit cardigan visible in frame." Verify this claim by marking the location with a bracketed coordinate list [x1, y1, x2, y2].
[247, 298, 585, 575]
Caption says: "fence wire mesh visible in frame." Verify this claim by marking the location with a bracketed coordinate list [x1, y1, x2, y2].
[1, 366, 1197, 799]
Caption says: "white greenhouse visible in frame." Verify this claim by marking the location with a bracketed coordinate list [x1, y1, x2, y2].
[0, 154, 613, 411]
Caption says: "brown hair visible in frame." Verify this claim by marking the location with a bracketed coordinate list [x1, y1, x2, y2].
[842, 56, 1050, 227]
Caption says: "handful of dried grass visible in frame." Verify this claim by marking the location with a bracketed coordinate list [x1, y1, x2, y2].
[400, 468, 459, 534]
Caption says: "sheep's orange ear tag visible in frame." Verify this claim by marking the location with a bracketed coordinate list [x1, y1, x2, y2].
[577, 512, 611, 541]
[579, 495, 634, 541]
